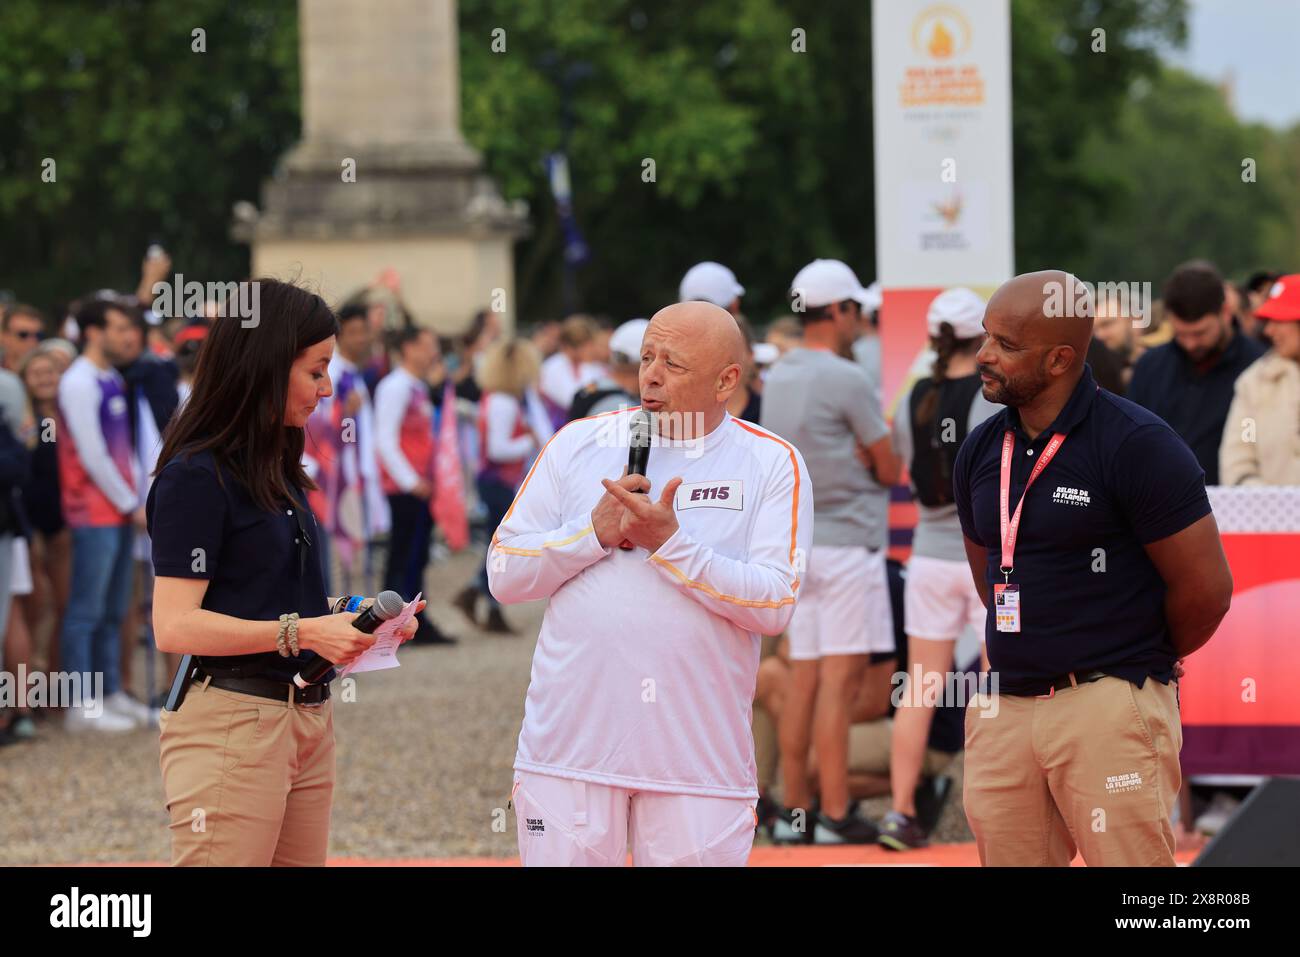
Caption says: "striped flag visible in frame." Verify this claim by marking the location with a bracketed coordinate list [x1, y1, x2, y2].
[432, 380, 469, 551]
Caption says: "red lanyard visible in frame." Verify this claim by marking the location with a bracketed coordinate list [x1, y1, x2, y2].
[998, 430, 1066, 581]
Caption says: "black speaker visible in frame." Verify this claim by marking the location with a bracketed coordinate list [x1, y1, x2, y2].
[1192, 778, 1300, 866]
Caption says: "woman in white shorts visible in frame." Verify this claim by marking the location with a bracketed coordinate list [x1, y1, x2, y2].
[880, 288, 998, 850]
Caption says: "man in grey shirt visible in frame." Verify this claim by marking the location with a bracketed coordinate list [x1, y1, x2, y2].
[760, 259, 901, 845]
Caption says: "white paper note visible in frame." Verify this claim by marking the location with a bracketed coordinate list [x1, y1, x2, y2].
[338, 592, 421, 676]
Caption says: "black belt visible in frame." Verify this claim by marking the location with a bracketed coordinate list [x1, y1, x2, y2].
[195, 667, 331, 706]
[1006, 670, 1109, 699]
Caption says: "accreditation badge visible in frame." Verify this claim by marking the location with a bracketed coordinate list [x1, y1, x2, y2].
[994, 583, 1021, 633]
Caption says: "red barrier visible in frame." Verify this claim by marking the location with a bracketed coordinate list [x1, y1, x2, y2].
[1180, 487, 1300, 776]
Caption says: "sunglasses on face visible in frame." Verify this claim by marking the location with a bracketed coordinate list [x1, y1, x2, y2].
[10, 330, 39, 340]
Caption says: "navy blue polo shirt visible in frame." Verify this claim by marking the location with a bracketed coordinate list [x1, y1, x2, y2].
[146, 448, 331, 683]
[1127, 328, 1264, 485]
[953, 364, 1212, 696]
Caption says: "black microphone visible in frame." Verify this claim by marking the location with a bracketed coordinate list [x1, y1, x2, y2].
[293, 590, 405, 688]
[620, 411, 653, 551]
[628, 409, 652, 477]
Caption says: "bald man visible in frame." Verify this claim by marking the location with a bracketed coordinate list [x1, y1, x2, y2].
[954, 271, 1233, 866]
[489, 302, 813, 867]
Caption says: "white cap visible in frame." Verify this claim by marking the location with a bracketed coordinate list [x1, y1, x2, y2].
[752, 342, 780, 366]
[859, 281, 883, 314]
[679, 262, 744, 308]
[608, 318, 650, 363]
[926, 287, 986, 340]
[790, 259, 869, 310]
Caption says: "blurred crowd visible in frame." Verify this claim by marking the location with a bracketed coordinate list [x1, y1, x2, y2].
[1, 249, 1296, 852]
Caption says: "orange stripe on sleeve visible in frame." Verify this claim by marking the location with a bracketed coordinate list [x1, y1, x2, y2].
[647, 555, 799, 608]
[730, 418, 802, 570]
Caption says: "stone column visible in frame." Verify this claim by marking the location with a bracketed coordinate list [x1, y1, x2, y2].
[243, 0, 527, 333]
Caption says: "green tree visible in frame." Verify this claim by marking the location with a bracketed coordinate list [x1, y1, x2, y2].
[459, 0, 1192, 323]
[1009, 0, 1188, 273]
[0, 0, 299, 316]
[1073, 66, 1297, 286]
[10, 0, 1293, 335]
[459, 0, 831, 323]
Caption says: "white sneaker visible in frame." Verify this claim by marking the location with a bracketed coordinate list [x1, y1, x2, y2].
[104, 691, 156, 728]
[65, 701, 136, 734]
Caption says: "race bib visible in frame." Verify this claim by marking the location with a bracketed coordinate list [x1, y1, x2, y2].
[675, 480, 743, 511]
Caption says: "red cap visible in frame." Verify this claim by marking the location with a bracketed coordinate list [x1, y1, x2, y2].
[1255, 274, 1300, 322]
[173, 324, 209, 348]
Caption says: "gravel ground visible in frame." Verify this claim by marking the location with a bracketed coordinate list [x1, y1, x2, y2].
[0, 547, 971, 864]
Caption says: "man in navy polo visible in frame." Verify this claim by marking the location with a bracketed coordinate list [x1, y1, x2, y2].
[954, 270, 1234, 867]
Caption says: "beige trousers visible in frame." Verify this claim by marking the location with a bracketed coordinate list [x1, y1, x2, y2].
[159, 677, 336, 866]
[963, 675, 1182, 866]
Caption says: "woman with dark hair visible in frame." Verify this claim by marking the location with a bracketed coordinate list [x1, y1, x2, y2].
[148, 279, 423, 866]
[880, 287, 997, 852]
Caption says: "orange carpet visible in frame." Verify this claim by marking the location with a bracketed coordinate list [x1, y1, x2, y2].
[63, 843, 1200, 867]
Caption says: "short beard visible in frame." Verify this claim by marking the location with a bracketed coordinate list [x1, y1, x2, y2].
[1190, 324, 1230, 363]
[978, 360, 1050, 408]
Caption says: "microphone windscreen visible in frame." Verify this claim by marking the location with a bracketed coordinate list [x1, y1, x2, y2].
[372, 590, 405, 621]
[629, 410, 652, 447]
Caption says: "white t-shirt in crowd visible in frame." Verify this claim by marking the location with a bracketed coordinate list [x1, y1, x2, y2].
[538, 352, 606, 411]
[489, 407, 813, 799]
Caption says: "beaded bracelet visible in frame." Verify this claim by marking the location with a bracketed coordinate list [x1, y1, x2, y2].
[285, 613, 301, 656]
[276, 614, 292, 657]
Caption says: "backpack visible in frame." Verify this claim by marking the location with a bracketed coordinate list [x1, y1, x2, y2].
[908, 374, 982, 508]
[567, 383, 633, 422]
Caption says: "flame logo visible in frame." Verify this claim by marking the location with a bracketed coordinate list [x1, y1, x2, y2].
[912, 5, 972, 60]
[929, 21, 954, 58]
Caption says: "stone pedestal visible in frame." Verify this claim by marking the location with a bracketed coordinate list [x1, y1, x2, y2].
[242, 0, 526, 333]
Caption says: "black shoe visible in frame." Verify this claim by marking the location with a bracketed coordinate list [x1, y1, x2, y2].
[913, 774, 953, 834]
[813, 808, 880, 845]
[451, 585, 480, 627]
[410, 616, 458, 645]
[484, 606, 515, 635]
[877, 810, 929, 850]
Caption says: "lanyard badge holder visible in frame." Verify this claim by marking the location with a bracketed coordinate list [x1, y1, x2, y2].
[996, 430, 1066, 639]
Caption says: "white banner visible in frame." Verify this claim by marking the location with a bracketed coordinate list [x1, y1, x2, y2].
[872, 0, 1015, 288]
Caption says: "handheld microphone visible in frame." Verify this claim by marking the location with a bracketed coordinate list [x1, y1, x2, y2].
[293, 590, 404, 688]
[620, 411, 653, 551]
[628, 409, 652, 477]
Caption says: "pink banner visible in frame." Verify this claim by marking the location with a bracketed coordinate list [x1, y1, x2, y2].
[1180, 487, 1300, 776]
